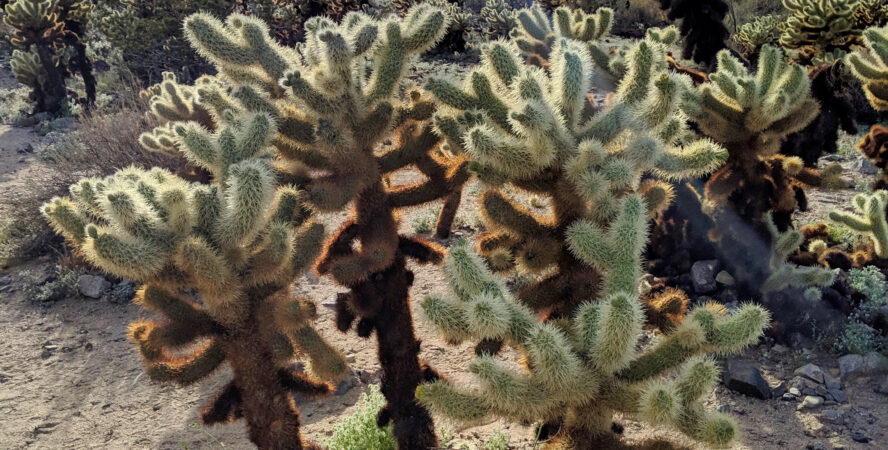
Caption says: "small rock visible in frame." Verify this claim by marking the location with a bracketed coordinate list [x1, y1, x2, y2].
[789, 387, 801, 397]
[0, 276, 11, 286]
[690, 260, 720, 294]
[715, 270, 735, 286]
[723, 359, 771, 399]
[795, 363, 826, 384]
[863, 352, 888, 373]
[335, 373, 358, 396]
[78, 275, 110, 299]
[819, 409, 845, 424]
[805, 442, 827, 450]
[875, 376, 888, 395]
[851, 158, 878, 175]
[717, 403, 730, 413]
[772, 344, 789, 354]
[838, 354, 865, 379]
[798, 395, 824, 410]
[827, 388, 847, 403]
[851, 431, 871, 443]
[824, 373, 841, 390]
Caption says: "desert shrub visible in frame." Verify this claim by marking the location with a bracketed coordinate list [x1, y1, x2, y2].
[567, 0, 665, 37]
[327, 384, 396, 450]
[849, 266, 888, 313]
[0, 85, 31, 123]
[21, 264, 79, 302]
[412, 213, 435, 235]
[482, 431, 511, 450]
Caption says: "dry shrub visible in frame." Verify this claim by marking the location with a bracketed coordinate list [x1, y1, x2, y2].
[2, 82, 179, 267]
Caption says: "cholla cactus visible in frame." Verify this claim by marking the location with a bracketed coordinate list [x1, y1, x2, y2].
[481, 0, 517, 38]
[732, 15, 782, 60]
[854, 0, 888, 28]
[780, 0, 861, 63]
[179, 6, 467, 447]
[829, 191, 888, 259]
[762, 212, 836, 296]
[847, 25, 888, 110]
[4, 0, 94, 112]
[418, 240, 769, 447]
[510, 4, 613, 67]
[658, 0, 729, 67]
[684, 45, 820, 233]
[427, 38, 726, 323]
[138, 72, 219, 157]
[42, 107, 348, 448]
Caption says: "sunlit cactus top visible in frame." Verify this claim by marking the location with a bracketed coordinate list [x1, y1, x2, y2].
[510, 4, 613, 67]
[847, 25, 888, 111]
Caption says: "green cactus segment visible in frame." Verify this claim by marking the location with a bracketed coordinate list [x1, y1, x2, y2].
[419, 242, 769, 447]
[847, 25, 888, 111]
[761, 212, 836, 295]
[830, 190, 888, 258]
[427, 34, 725, 316]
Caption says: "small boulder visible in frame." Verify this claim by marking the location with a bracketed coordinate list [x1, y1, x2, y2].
[723, 359, 771, 399]
[798, 395, 823, 410]
[863, 352, 888, 373]
[838, 354, 865, 379]
[794, 363, 825, 384]
[826, 388, 847, 404]
[690, 260, 720, 294]
[819, 409, 845, 425]
[715, 270, 735, 286]
[77, 275, 110, 299]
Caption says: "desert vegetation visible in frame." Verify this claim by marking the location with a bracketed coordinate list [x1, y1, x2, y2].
[1, 0, 888, 449]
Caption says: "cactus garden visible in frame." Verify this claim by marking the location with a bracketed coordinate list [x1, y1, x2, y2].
[2, 0, 888, 448]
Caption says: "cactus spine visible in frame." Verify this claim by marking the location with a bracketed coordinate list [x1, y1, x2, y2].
[418, 240, 769, 447]
[43, 105, 347, 447]
[178, 6, 468, 447]
[427, 35, 726, 322]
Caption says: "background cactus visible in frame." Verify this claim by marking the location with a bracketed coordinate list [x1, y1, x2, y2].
[780, 0, 861, 64]
[426, 36, 726, 329]
[657, 0, 729, 67]
[4, 0, 95, 113]
[417, 239, 769, 447]
[683, 45, 821, 235]
[830, 191, 888, 260]
[42, 104, 347, 448]
[509, 4, 613, 67]
[762, 212, 836, 296]
[177, 6, 468, 447]
[732, 14, 782, 61]
[480, 0, 517, 39]
[848, 26, 888, 193]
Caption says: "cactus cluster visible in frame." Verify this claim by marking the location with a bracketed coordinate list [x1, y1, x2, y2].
[733, 15, 782, 60]
[176, 5, 469, 447]
[418, 240, 769, 447]
[427, 31, 726, 327]
[509, 4, 613, 67]
[480, 0, 517, 39]
[42, 104, 347, 447]
[779, 0, 861, 64]
[683, 45, 821, 234]
[762, 212, 836, 297]
[854, 0, 888, 28]
[848, 26, 888, 192]
[4, 0, 95, 113]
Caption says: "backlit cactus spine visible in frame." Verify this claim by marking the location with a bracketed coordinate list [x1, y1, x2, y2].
[181, 6, 468, 447]
[418, 240, 769, 447]
[42, 110, 347, 449]
[427, 38, 726, 321]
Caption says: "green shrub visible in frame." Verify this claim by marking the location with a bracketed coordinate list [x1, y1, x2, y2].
[412, 213, 435, 234]
[0, 86, 31, 123]
[482, 431, 511, 450]
[21, 265, 80, 302]
[327, 384, 396, 450]
[850, 265, 888, 304]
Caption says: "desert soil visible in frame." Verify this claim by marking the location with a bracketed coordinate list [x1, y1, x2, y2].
[1, 56, 888, 450]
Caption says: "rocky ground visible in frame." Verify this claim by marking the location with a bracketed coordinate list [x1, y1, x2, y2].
[2, 56, 888, 449]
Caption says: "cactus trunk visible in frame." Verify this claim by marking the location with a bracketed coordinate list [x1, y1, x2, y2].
[434, 188, 462, 239]
[335, 182, 439, 448]
[223, 318, 312, 450]
[34, 43, 66, 113]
